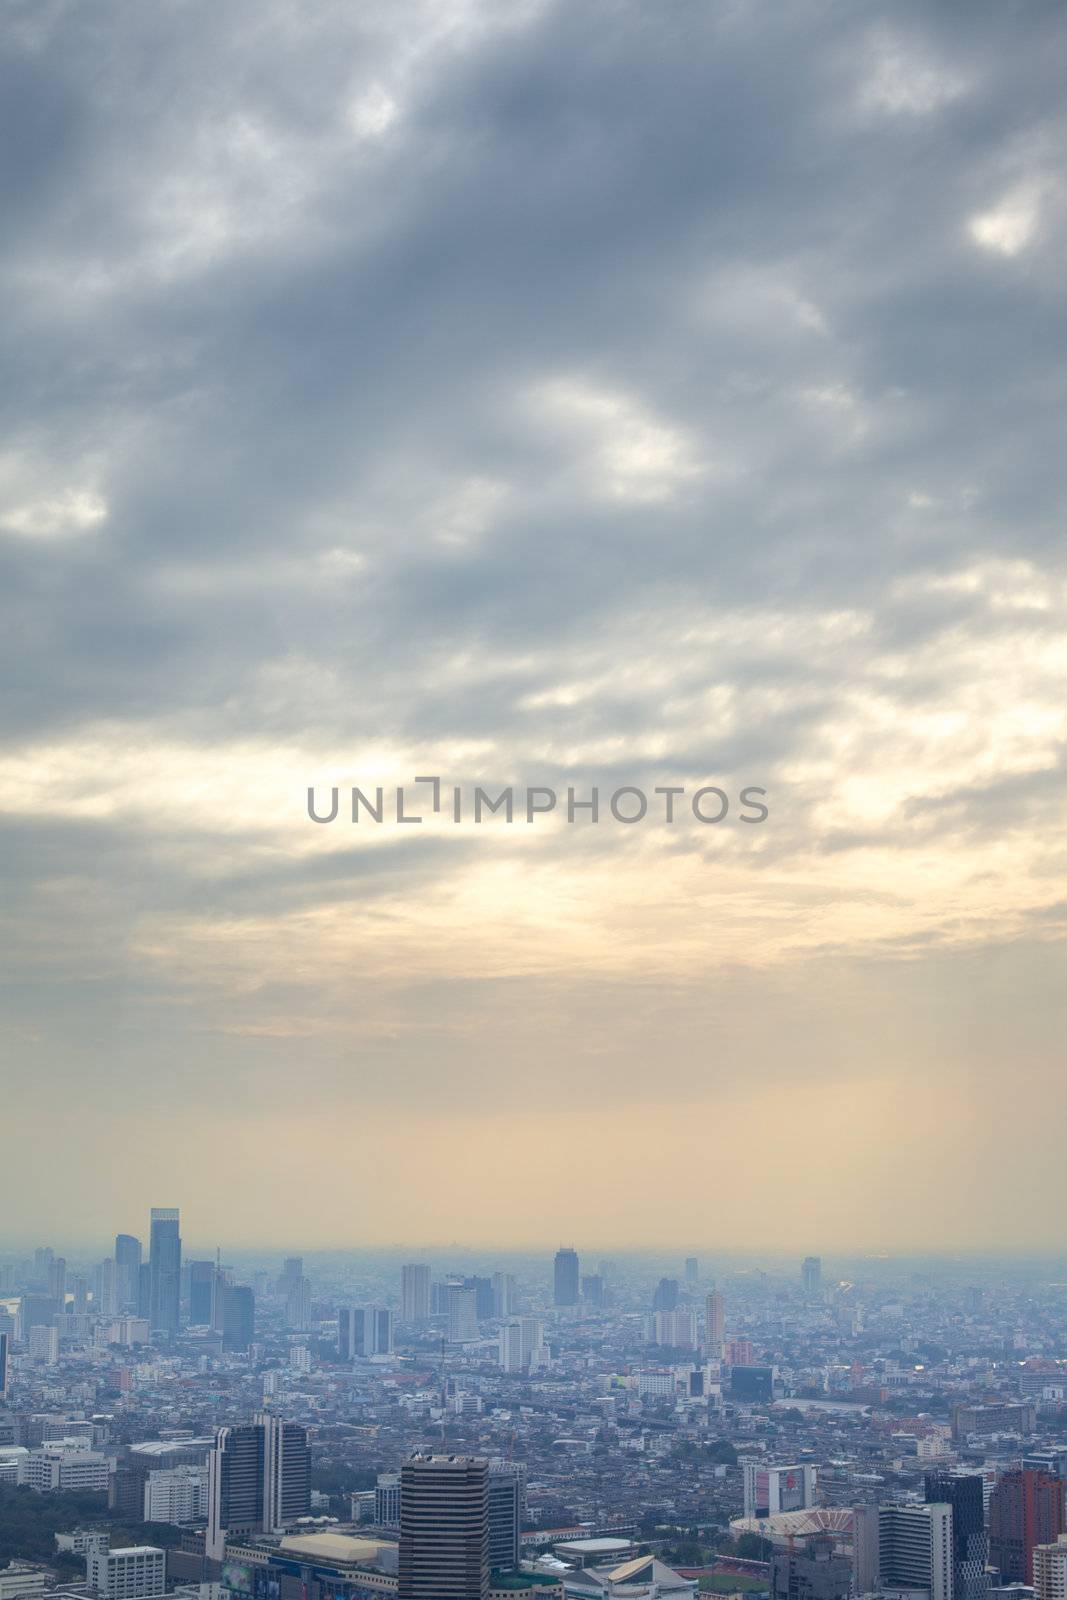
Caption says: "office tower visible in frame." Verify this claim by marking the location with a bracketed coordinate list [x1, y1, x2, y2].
[285, 1276, 312, 1331]
[96, 1257, 119, 1317]
[771, 1537, 852, 1600]
[461, 1276, 492, 1320]
[553, 1248, 579, 1308]
[488, 1461, 525, 1572]
[33, 1246, 54, 1283]
[338, 1305, 394, 1358]
[376, 1472, 401, 1530]
[705, 1289, 726, 1356]
[205, 1414, 310, 1559]
[491, 1272, 515, 1319]
[276, 1258, 304, 1295]
[581, 1274, 604, 1307]
[1034, 1535, 1067, 1600]
[114, 1235, 142, 1311]
[852, 1502, 953, 1600]
[0, 1331, 7, 1400]
[448, 1286, 480, 1344]
[402, 1264, 432, 1323]
[802, 1256, 822, 1297]
[685, 1256, 699, 1283]
[72, 1277, 89, 1313]
[218, 1283, 255, 1353]
[989, 1469, 1067, 1584]
[652, 1276, 680, 1312]
[47, 1257, 66, 1304]
[188, 1261, 215, 1326]
[137, 1263, 152, 1318]
[148, 1208, 181, 1339]
[398, 1453, 489, 1600]
[926, 1472, 989, 1600]
[743, 1462, 817, 1520]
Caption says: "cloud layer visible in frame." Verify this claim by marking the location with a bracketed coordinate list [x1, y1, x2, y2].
[2, 0, 1066, 1248]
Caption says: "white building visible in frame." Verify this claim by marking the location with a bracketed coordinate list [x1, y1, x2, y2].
[447, 1286, 479, 1344]
[0, 1564, 47, 1600]
[27, 1327, 58, 1365]
[741, 1460, 817, 1520]
[87, 1546, 166, 1600]
[143, 1465, 209, 1524]
[1035, 1534, 1067, 1600]
[23, 1448, 111, 1493]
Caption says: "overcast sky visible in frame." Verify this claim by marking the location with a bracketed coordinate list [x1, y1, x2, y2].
[2, 0, 1066, 1254]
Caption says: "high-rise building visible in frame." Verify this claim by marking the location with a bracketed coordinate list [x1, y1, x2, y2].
[188, 1261, 215, 1326]
[28, 1325, 59, 1364]
[499, 1323, 524, 1373]
[285, 1276, 312, 1331]
[926, 1472, 989, 1600]
[0, 1330, 8, 1400]
[338, 1306, 394, 1359]
[802, 1256, 822, 1297]
[685, 1257, 699, 1283]
[743, 1462, 817, 1520]
[488, 1461, 525, 1572]
[398, 1453, 489, 1600]
[852, 1501, 953, 1600]
[705, 1289, 726, 1356]
[490, 1272, 515, 1319]
[114, 1236, 142, 1312]
[401, 1264, 432, 1324]
[218, 1283, 255, 1353]
[651, 1309, 697, 1348]
[205, 1414, 310, 1559]
[375, 1472, 401, 1531]
[989, 1469, 1067, 1584]
[87, 1545, 166, 1600]
[448, 1286, 480, 1344]
[581, 1275, 603, 1307]
[47, 1258, 66, 1305]
[1034, 1534, 1067, 1600]
[95, 1258, 119, 1317]
[553, 1248, 579, 1308]
[276, 1258, 304, 1296]
[148, 1208, 181, 1339]
[652, 1277, 679, 1312]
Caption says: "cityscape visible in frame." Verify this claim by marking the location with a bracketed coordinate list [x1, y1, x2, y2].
[4, 1224, 1067, 1600]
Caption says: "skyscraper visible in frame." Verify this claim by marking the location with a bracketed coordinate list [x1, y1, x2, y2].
[926, 1472, 989, 1600]
[205, 1414, 310, 1559]
[490, 1272, 515, 1319]
[802, 1256, 822, 1297]
[188, 1260, 216, 1326]
[401, 1264, 431, 1323]
[652, 1276, 680, 1311]
[398, 1453, 489, 1600]
[448, 1286, 480, 1344]
[148, 1208, 181, 1339]
[0, 1330, 8, 1401]
[706, 1289, 726, 1356]
[114, 1235, 142, 1312]
[553, 1247, 579, 1308]
[989, 1469, 1067, 1584]
[852, 1502, 953, 1600]
[338, 1305, 394, 1358]
[488, 1461, 525, 1572]
[685, 1256, 699, 1283]
[218, 1283, 255, 1352]
[1034, 1535, 1067, 1600]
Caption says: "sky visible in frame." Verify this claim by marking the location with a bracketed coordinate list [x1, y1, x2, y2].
[1, 0, 1066, 1254]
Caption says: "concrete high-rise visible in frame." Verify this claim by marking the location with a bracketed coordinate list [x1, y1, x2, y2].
[1034, 1535, 1067, 1600]
[205, 1414, 310, 1559]
[705, 1289, 726, 1356]
[338, 1305, 394, 1358]
[148, 1208, 181, 1339]
[553, 1248, 579, 1308]
[448, 1286, 480, 1344]
[188, 1261, 215, 1327]
[398, 1453, 489, 1600]
[401, 1264, 431, 1324]
[853, 1501, 953, 1600]
[802, 1256, 822, 1297]
[488, 1461, 525, 1572]
[989, 1469, 1067, 1584]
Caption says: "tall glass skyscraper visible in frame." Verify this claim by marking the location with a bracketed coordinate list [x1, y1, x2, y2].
[149, 1207, 181, 1339]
